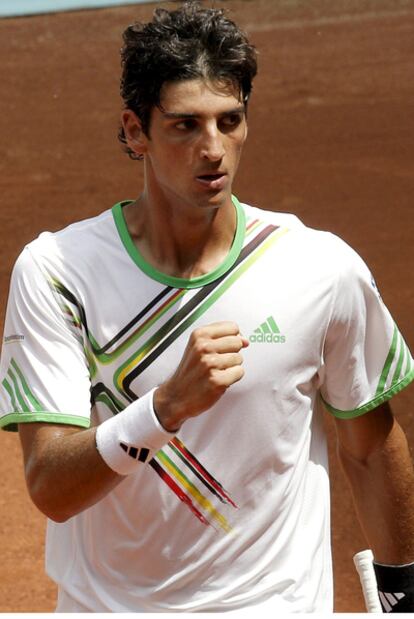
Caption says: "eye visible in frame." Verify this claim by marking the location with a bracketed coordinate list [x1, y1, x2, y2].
[220, 113, 243, 129]
[174, 118, 197, 131]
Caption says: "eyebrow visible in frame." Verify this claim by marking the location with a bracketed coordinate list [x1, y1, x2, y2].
[162, 106, 246, 120]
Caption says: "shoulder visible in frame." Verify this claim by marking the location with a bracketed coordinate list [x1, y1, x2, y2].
[18, 207, 116, 271]
[295, 227, 366, 267]
[240, 201, 305, 230]
[295, 227, 373, 291]
[241, 201, 368, 275]
[30, 207, 114, 255]
[9, 207, 118, 299]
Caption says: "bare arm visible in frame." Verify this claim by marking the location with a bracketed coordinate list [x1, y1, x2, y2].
[335, 401, 414, 564]
[19, 423, 122, 523]
[19, 321, 248, 523]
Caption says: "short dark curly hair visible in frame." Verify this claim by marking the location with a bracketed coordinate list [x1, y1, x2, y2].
[118, 1, 258, 159]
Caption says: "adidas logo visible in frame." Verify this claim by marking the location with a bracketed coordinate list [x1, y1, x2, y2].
[249, 316, 286, 344]
[120, 442, 150, 463]
[378, 591, 405, 613]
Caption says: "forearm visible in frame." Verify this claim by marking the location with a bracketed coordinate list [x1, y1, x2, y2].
[338, 417, 414, 564]
[20, 390, 175, 522]
[20, 424, 123, 523]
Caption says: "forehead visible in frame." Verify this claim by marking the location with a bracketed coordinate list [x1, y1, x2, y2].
[158, 78, 244, 116]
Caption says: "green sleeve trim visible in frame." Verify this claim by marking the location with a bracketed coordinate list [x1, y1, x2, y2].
[322, 368, 414, 419]
[0, 412, 91, 433]
[112, 195, 246, 289]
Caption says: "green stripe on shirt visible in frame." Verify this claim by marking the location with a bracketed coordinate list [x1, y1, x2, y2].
[375, 324, 398, 397]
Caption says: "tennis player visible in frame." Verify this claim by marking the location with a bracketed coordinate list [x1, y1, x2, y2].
[1, 2, 413, 612]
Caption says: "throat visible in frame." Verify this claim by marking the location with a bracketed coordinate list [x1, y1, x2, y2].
[122, 198, 237, 280]
[142, 228, 233, 279]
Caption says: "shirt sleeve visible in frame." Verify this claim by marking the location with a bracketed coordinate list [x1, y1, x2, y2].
[320, 239, 414, 419]
[0, 246, 92, 431]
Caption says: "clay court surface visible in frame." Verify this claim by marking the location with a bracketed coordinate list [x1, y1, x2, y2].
[0, 0, 413, 612]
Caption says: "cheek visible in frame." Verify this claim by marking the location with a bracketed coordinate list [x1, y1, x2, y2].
[231, 126, 248, 155]
[231, 135, 247, 160]
[148, 146, 195, 184]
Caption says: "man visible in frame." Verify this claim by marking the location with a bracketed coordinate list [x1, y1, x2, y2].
[1, 2, 414, 613]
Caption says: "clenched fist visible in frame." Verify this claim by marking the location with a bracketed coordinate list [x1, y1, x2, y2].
[153, 321, 249, 432]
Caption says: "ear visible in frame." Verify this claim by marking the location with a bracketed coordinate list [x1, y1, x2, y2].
[121, 109, 148, 156]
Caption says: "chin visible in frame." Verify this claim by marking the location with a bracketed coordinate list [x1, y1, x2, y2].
[200, 190, 230, 209]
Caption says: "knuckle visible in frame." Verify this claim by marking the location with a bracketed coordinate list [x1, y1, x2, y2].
[208, 371, 225, 392]
[234, 366, 245, 382]
[234, 353, 243, 365]
[226, 321, 239, 335]
[227, 335, 242, 350]
[194, 339, 212, 355]
[200, 352, 214, 369]
[236, 336, 246, 350]
[190, 327, 204, 342]
[237, 365, 245, 380]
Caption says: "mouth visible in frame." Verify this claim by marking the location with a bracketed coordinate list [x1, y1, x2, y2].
[195, 172, 228, 190]
[197, 173, 224, 180]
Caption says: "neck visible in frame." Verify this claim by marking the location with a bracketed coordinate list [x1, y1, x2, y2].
[123, 191, 237, 280]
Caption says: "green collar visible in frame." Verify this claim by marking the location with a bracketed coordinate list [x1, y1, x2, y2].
[112, 195, 246, 289]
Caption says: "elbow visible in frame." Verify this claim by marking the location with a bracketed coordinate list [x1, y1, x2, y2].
[45, 511, 72, 524]
[25, 465, 74, 523]
[27, 484, 73, 523]
[29, 489, 75, 523]
[43, 505, 74, 524]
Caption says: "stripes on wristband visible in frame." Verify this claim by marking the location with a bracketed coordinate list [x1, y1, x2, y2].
[95, 388, 176, 475]
[373, 561, 414, 613]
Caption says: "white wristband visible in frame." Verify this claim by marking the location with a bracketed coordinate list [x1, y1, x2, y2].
[95, 388, 176, 475]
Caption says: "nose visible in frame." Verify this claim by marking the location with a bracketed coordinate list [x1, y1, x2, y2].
[199, 125, 225, 161]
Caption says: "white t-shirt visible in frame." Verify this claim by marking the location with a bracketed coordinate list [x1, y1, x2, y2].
[1, 198, 413, 612]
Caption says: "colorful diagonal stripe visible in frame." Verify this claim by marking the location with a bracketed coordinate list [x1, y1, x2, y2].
[155, 449, 233, 533]
[171, 437, 237, 508]
[149, 459, 210, 527]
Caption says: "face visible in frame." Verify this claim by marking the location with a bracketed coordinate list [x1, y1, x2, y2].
[122, 78, 248, 211]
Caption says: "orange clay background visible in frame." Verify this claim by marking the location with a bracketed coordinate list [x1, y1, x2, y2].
[0, 0, 413, 612]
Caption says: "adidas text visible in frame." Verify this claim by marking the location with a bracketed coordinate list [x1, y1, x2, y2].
[249, 333, 286, 344]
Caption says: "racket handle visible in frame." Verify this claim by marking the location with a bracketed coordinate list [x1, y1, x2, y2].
[353, 549, 382, 612]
